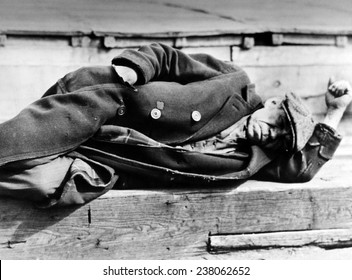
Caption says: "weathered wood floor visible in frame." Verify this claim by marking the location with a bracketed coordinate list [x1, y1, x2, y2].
[1, 136, 352, 260]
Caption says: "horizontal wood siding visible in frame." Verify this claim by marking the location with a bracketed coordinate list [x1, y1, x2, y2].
[232, 46, 352, 115]
[1, 36, 352, 123]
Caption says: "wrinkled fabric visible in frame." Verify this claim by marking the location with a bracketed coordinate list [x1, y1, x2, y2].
[0, 155, 73, 203]
[53, 121, 341, 206]
[44, 156, 118, 208]
[256, 123, 342, 182]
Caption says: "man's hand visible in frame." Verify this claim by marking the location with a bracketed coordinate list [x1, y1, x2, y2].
[112, 65, 138, 86]
[323, 78, 352, 129]
[326, 78, 352, 111]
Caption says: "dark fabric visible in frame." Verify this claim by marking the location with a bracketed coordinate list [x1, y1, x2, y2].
[111, 43, 240, 85]
[255, 123, 342, 182]
[74, 144, 274, 187]
[86, 128, 250, 177]
[0, 44, 262, 166]
[282, 92, 315, 152]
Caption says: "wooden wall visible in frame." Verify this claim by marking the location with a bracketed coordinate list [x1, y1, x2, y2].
[1, 34, 352, 124]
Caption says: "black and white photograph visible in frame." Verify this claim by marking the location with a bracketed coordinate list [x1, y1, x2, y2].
[1, 0, 352, 274]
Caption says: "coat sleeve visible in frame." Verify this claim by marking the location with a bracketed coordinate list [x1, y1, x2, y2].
[111, 43, 241, 84]
[255, 123, 342, 182]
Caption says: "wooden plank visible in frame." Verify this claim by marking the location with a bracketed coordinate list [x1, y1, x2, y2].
[1, 45, 352, 122]
[231, 45, 352, 115]
[1, 37, 352, 121]
[0, 0, 253, 37]
[182, 46, 231, 61]
[1, 155, 352, 259]
[103, 35, 242, 49]
[210, 229, 352, 250]
[3, 39, 351, 68]
[175, 35, 242, 48]
[282, 34, 342, 46]
[0, 37, 124, 66]
[89, 157, 352, 235]
[103, 37, 174, 49]
[242, 65, 352, 115]
[201, 246, 352, 260]
[0, 65, 77, 122]
[2, 0, 352, 37]
[272, 34, 341, 46]
[0, 193, 214, 259]
[232, 46, 352, 66]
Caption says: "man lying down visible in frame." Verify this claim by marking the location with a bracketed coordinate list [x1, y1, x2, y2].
[0, 43, 351, 207]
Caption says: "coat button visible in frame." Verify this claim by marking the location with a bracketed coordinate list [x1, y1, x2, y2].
[117, 105, 126, 116]
[191, 110, 201, 122]
[150, 108, 161, 119]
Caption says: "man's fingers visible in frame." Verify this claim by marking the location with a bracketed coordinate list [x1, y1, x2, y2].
[328, 80, 352, 97]
[329, 84, 336, 92]
[336, 88, 346, 97]
[328, 76, 336, 89]
[247, 121, 262, 143]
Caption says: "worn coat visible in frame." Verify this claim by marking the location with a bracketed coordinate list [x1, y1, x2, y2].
[0, 43, 342, 206]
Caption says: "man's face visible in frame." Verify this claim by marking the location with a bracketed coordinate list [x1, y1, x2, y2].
[246, 98, 292, 151]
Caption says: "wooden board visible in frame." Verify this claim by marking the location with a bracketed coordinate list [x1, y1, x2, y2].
[202, 246, 352, 260]
[2, 41, 352, 121]
[232, 45, 352, 114]
[2, 0, 352, 36]
[210, 229, 352, 251]
[1, 153, 352, 259]
[232, 46, 352, 67]
[104, 36, 242, 49]
[0, 0, 251, 37]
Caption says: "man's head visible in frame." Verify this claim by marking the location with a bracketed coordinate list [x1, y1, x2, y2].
[246, 92, 315, 153]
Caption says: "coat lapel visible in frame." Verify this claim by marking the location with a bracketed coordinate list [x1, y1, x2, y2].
[183, 84, 263, 144]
